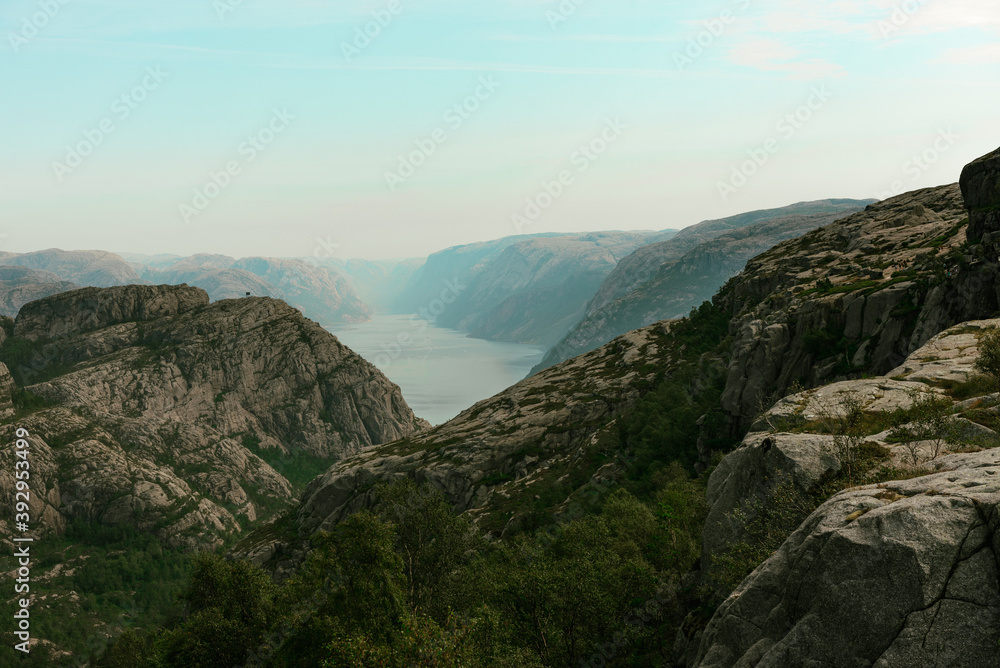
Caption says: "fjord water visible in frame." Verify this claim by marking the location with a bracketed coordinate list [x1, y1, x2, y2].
[331, 314, 546, 425]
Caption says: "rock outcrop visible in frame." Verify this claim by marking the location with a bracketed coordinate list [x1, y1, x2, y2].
[0, 285, 423, 549]
[693, 456, 1000, 667]
[961, 146, 1000, 245]
[716, 182, 996, 429]
[689, 318, 1000, 667]
[534, 202, 872, 373]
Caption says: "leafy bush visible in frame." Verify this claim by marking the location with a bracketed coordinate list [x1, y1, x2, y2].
[975, 328, 1000, 386]
[710, 479, 816, 597]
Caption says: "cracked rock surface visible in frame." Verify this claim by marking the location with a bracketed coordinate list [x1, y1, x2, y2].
[693, 318, 1000, 666]
[693, 458, 1000, 668]
[0, 285, 424, 550]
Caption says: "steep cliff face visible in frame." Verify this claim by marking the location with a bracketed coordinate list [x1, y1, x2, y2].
[393, 231, 675, 346]
[961, 146, 1000, 245]
[534, 203, 872, 373]
[687, 320, 1000, 667]
[0, 285, 423, 549]
[585, 199, 875, 318]
[716, 183, 997, 429]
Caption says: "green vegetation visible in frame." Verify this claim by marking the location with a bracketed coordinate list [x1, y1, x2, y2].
[710, 480, 814, 595]
[974, 328, 1000, 386]
[99, 475, 710, 667]
[90, 304, 735, 667]
[0, 520, 195, 667]
[242, 433, 336, 491]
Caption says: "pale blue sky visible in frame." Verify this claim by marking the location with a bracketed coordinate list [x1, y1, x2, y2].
[1, 0, 998, 260]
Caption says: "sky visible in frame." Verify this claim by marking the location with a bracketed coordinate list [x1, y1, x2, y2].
[1, 0, 998, 261]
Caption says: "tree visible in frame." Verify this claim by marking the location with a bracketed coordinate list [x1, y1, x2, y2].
[372, 478, 479, 618]
[272, 511, 408, 666]
[156, 554, 278, 667]
[975, 328, 1000, 385]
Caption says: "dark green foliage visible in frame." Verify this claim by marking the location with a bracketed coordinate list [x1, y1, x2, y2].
[710, 479, 816, 596]
[802, 323, 847, 358]
[371, 479, 479, 617]
[0, 520, 194, 667]
[157, 554, 278, 667]
[975, 328, 1000, 386]
[102, 473, 711, 668]
[10, 387, 51, 412]
[241, 434, 334, 491]
[0, 336, 41, 385]
[609, 302, 734, 494]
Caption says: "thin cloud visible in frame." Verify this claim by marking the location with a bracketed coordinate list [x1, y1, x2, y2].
[728, 38, 846, 80]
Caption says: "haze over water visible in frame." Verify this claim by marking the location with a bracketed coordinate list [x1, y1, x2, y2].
[331, 314, 545, 425]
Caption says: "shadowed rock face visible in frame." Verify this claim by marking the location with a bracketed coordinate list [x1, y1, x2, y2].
[533, 203, 873, 374]
[0, 285, 424, 550]
[688, 319, 1000, 667]
[715, 183, 999, 429]
[693, 460, 1000, 668]
[961, 145, 1000, 244]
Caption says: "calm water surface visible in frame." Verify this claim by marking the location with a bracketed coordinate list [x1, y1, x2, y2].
[331, 314, 546, 425]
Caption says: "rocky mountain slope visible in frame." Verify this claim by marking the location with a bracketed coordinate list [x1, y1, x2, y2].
[0, 249, 141, 287]
[0, 285, 423, 551]
[685, 320, 1000, 666]
[392, 230, 677, 345]
[0, 266, 77, 317]
[535, 199, 874, 372]
[238, 147, 1000, 629]
[139, 254, 372, 325]
[681, 146, 1000, 665]
[716, 184, 989, 432]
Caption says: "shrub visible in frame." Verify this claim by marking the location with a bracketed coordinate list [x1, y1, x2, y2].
[974, 328, 1000, 386]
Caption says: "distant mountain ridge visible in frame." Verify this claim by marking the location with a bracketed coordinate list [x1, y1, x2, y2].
[392, 230, 678, 345]
[533, 199, 875, 372]
[0, 249, 375, 326]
